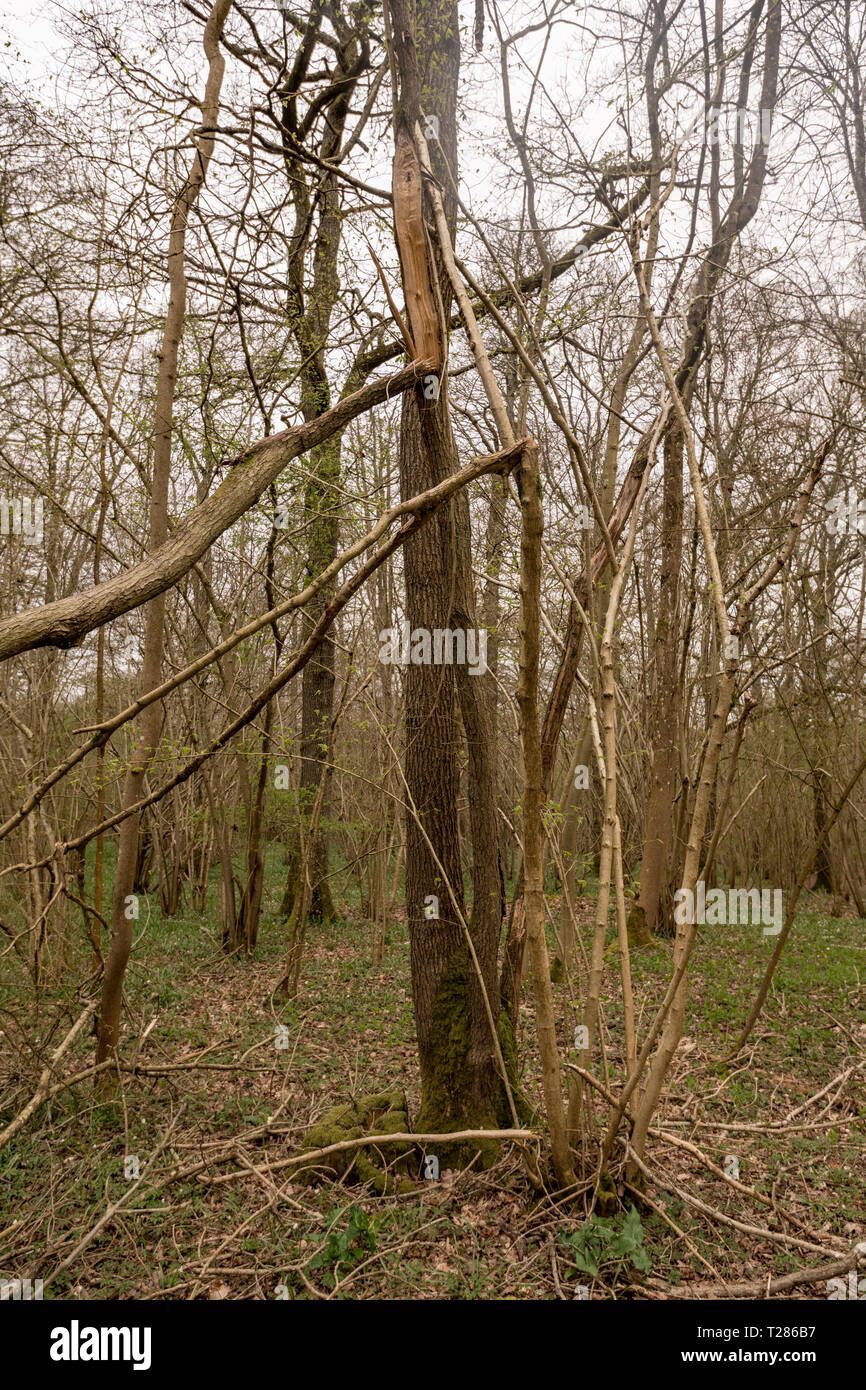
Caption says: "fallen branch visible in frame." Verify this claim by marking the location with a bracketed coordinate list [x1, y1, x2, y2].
[0, 1052, 292, 1149]
[42, 1104, 186, 1284]
[645, 1249, 864, 1300]
[625, 1144, 846, 1260]
[651, 1126, 835, 1246]
[204, 1128, 537, 1185]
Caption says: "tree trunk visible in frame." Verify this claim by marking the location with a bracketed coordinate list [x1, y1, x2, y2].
[637, 421, 684, 935]
[389, 0, 513, 1146]
[96, 0, 234, 1082]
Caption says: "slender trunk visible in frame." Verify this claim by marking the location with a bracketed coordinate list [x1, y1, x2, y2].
[516, 441, 575, 1188]
[96, 0, 233, 1081]
[637, 421, 684, 935]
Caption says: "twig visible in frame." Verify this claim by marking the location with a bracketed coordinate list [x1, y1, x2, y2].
[0, 1002, 97, 1149]
[625, 1143, 846, 1260]
[43, 1104, 186, 1284]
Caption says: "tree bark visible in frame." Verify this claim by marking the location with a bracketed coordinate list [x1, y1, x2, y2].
[389, 0, 513, 1144]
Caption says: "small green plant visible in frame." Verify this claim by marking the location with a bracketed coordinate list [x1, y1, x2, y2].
[558, 1205, 651, 1281]
[307, 1205, 378, 1288]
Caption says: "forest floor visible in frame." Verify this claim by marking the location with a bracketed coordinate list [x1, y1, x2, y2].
[1, 862, 864, 1300]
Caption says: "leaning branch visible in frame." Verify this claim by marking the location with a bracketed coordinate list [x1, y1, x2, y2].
[2, 441, 525, 874]
[0, 359, 432, 662]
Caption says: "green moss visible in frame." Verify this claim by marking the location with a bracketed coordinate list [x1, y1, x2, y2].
[626, 904, 653, 949]
[594, 1169, 619, 1217]
[414, 946, 531, 1166]
[296, 1091, 414, 1194]
[415, 945, 487, 1147]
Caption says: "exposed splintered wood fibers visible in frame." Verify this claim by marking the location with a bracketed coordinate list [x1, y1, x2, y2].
[392, 118, 444, 371]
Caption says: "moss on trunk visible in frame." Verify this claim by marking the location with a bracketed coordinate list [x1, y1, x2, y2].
[626, 903, 653, 948]
[279, 835, 339, 924]
[414, 945, 532, 1166]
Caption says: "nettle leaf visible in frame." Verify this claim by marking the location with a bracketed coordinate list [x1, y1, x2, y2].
[565, 1245, 600, 1277]
[558, 1206, 651, 1281]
